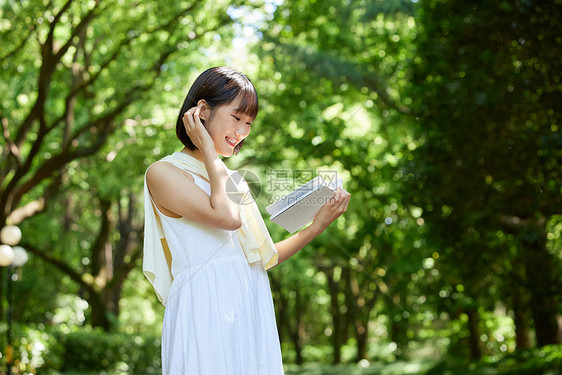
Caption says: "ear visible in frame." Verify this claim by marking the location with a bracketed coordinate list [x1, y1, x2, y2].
[197, 99, 210, 120]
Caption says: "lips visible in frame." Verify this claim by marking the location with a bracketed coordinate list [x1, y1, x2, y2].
[225, 136, 237, 147]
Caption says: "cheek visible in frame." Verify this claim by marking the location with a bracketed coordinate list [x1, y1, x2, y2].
[207, 122, 223, 139]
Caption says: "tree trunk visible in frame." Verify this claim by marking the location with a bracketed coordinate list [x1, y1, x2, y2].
[269, 274, 285, 345]
[292, 290, 304, 365]
[355, 291, 377, 362]
[465, 308, 482, 359]
[89, 290, 111, 331]
[270, 273, 304, 362]
[556, 314, 562, 342]
[512, 292, 531, 349]
[109, 285, 121, 319]
[521, 219, 559, 346]
[343, 267, 355, 349]
[0, 268, 4, 321]
[325, 266, 342, 365]
[390, 317, 406, 353]
[343, 265, 377, 362]
[355, 315, 368, 361]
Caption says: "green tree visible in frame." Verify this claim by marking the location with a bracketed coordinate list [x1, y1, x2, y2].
[254, 0, 422, 363]
[0, 0, 241, 330]
[403, 0, 562, 349]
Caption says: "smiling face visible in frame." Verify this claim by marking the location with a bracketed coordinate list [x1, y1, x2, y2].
[176, 67, 259, 155]
[204, 96, 253, 157]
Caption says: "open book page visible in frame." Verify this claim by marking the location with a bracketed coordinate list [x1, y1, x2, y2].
[266, 176, 325, 217]
[266, 176, 343, 233]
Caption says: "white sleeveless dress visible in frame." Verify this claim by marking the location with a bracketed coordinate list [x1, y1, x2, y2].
[154, 169, 284, 375]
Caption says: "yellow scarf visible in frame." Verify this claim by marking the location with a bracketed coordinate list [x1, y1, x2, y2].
[143, 152, 278, 305]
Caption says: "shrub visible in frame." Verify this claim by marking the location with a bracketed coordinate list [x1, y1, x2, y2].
[0, 323, 161, 374]
[56, 327, 161, 373]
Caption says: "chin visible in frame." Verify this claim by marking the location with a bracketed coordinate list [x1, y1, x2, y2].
[218, 149, 234, 158]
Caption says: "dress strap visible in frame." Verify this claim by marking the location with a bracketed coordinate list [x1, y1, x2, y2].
[183, 170, 210, 192]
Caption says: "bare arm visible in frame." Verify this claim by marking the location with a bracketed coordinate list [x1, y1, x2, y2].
[146, 105, 241, 230]
[275, 221, 324, 263]
[146, 162, 241, 230]
[201, 151, 241, 227]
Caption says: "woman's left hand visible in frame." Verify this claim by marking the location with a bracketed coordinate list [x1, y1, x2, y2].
[312, 187, 351, 232]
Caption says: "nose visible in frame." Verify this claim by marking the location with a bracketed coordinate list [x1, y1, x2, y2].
[235, 124, 250, 139]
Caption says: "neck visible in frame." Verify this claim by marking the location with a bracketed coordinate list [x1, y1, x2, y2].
[180, 147, 219, 163]
[180, 147, 205, 162]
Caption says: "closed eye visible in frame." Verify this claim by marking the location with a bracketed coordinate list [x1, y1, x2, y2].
[232, 114, 251, 126]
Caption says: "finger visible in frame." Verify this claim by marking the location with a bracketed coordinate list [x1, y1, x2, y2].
[342, 191, 351, 212]
[334, 188, 342, 203]
[335, 193, 347, 211]
[194, 107, 205, 127]
[329, 191, 338, 205]
[333, 190, 349, 212]
[184, 110, 196, 127]
[337, 188, 346, 203]
[182, 113, 190, 130]
[332, 193, 340, 206]
[183, 109, 193, 123]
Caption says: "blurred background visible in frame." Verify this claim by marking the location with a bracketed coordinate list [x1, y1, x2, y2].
[0, 0, 560, 374]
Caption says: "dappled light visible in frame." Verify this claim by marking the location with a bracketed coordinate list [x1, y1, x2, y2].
[0, 0, 560, 374]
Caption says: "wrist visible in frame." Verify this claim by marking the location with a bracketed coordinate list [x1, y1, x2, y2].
[310, 221, 326, 235]
[201, 146, 218, 161]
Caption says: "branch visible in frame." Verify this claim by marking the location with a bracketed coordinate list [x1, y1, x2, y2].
[21, 241, 88, 289]
[4, 6, 199, 219]
[53, 1, 102, 62]
[50, 0, 195, 133]
[45, 0, 74, 52]
[47, 34, 141, 134]
[0, 116, 49, 217]
[1, 117, 21, 161]
[263, 38, 411, 114]
[6, 172, 62, 225]
[90, 196, 112, 276]
[114, 191, 136, 267]
[11, 77, 155, 209]
[5, 199, 45, 225]
[61, 18, 89, 147]
[0, 25, 36, 63]
[107, 246, 142, 291]
[13, 0, 102, 147]
[499, 214, 546, 233]
[112, 193, 143, 287]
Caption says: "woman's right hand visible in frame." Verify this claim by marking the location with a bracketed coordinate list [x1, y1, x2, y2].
[182, 106, 215, 156]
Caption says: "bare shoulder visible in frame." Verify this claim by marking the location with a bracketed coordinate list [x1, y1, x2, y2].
[145, 160, 241, 230]
[146, 161, 198, 216]
[146, 161, 195, 187]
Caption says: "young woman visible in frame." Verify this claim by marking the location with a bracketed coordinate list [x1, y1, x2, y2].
[143, 67, 350, 374]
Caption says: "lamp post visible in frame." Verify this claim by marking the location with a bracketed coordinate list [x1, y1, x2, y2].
[0, 225, 28, 375]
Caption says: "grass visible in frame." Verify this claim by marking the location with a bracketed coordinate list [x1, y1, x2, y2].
[48, 344, 562, 375]
[284, 359, 438, 375]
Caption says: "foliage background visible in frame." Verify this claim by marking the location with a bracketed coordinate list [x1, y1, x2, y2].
[0, 0, 560, 374]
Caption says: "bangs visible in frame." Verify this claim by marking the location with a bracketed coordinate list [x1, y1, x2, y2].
[232, 84, 259, 120]
[177, 66, 257, 154]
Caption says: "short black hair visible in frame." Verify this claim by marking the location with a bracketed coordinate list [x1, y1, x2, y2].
[176, 67, 258, 154]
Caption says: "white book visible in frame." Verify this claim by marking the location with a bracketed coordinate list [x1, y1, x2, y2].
[266, 176, 343, 233]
